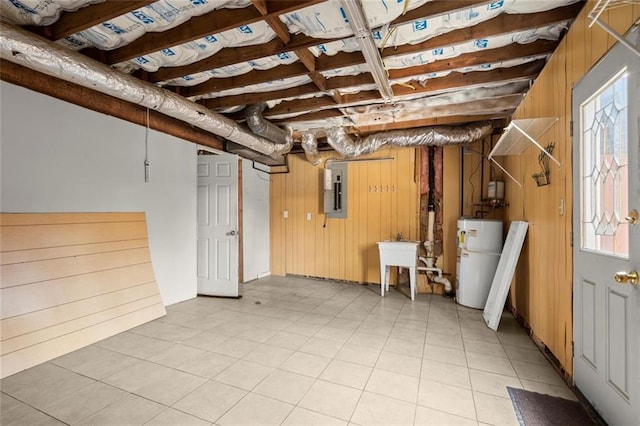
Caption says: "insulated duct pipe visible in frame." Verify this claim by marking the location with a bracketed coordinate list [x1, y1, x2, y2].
[0, 22, 291, 160]
[300, 132, 323, 166]
[245, 102, 292, 151]
[326, 121, 493, 158]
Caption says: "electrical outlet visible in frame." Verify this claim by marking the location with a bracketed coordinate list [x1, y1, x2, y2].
[306, 213, 312, 220]
[283, 210, 288, 218]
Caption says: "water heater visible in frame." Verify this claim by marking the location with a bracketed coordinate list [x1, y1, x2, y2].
[323, 164, 347, 218]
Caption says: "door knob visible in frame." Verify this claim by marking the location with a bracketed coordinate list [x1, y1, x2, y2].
[225, 230, 237, 236]
[625, 209, 638, 225]
[614, 270, 639, 286]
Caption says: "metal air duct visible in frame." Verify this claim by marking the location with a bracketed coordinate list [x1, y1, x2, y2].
[300, 132, 323, 166]
[245, 102, 292, 152]
[326, 121, 493, 158]
[0, 22, 291, 160]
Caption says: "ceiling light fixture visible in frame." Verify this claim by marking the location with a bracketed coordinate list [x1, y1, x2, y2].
[342, 0, 395, 102]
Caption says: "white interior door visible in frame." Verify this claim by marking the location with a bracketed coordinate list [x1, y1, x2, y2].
[197, 152, 239, 297]
[572, 33, 639, 425]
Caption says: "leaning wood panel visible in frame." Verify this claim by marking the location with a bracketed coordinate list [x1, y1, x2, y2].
[0, 303, 166, 379]
[1, 221, 148, 252]
[0, 238, 149, 266]
[0, 263, 156, 319]
[0, 212, 145, 226]
[1, 247, 151, 289]
[0, 213, 166, 379]
[2, 294, 163, 355]
[1, 282, 160, 339]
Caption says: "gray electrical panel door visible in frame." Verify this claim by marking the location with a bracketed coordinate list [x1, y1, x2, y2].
[323, 163, 347, 218]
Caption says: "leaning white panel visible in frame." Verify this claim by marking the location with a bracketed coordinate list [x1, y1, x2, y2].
[483, 221, 529, 331]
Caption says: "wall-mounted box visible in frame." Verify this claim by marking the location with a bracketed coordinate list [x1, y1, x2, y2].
[323, 163, 347, 218]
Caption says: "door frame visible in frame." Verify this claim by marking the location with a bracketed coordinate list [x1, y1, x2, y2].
[196, 147, 243, 293]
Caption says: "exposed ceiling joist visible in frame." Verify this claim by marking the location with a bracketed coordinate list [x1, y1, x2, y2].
[148, 0, 513, 83]
[42, 1, 154, 40]
[103, 0, 326, 65]
[201, 59, 544, 110]
[381, 3, 581, 58]
[183, 8, 567, 99]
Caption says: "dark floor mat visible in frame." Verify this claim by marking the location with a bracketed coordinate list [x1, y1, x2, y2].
[507, 387, 599, 426]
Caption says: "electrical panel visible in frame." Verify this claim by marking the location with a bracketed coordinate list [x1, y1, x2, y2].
[323, 164, 347, 218]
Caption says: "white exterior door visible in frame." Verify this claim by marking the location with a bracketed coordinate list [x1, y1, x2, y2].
[197, 152, 239, 297]
[572, 35, 639, 425]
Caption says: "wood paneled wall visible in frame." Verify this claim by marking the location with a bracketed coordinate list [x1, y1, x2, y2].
[271, 148, 419, 283]
[502, 2, 640, 375]
[0, 213, 166, 378]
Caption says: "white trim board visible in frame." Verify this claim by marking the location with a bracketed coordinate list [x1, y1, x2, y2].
[483, 221, 529, 331]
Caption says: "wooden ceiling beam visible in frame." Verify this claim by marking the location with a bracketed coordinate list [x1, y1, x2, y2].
[388, 59, 544, 98]
[0, 60, 223, 150]
[387, 39, 556, 79]
[382, 3, 582, 59]
[227, 96, 338, 120]
[271, 109, 344, 124]
[183, 23, 557, 99]
[227, 44, 550, 118]
[147, 32, 335, 82]
[250, 1, 332, 96]
[182, 62, 310, 96]
[388, 0, 491, 27]
[105, 0, 325, 65]
[200, 83, 322, 109]
[39, 1, 154, 40]
[148, 1, 573, 84]
[201, 58, 542, 110]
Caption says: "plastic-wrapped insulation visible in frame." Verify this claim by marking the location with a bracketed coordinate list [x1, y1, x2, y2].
[0, 22, 291, 160]
[300, 132, 322, 166]
[245, 102, 293, 155]
[326, 121, 493, 158]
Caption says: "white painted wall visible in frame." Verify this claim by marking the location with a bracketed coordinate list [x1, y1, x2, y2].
[0, 82, 197, 306]
[242, 159, 271, 281]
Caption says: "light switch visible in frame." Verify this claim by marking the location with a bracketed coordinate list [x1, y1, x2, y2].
[283, 210, 289, 218]
[306, 213, 312, 220]
[558, 199, 564, 215]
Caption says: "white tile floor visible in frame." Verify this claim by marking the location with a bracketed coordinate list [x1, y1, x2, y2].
[0, 276, 578, 426]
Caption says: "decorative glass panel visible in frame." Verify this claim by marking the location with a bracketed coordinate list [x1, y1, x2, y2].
[581, 70, 629, 257]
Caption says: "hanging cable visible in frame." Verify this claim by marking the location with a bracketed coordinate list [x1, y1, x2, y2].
[144, 108, 150, 183]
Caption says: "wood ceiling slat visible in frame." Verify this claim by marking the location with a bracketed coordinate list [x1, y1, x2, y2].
[203, 59, 543, 110]
[146, 0, 547, 83]
[184, 62, 310, 96]
[382, 3, 582, 59]
[261, 85, 526, 119]
[389, 59, 544, 97]
[147, 33, 333, 82]
[46, 1, 154, 40]
[388, 0, 491, 27]
[106, 0, 326, 65]
[273, 109, 344, 124]
[206, 46, 551, 117]
[182, 7, 570, 97]
[387, 40, 556, 79]
[201, 83, 322, 109]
